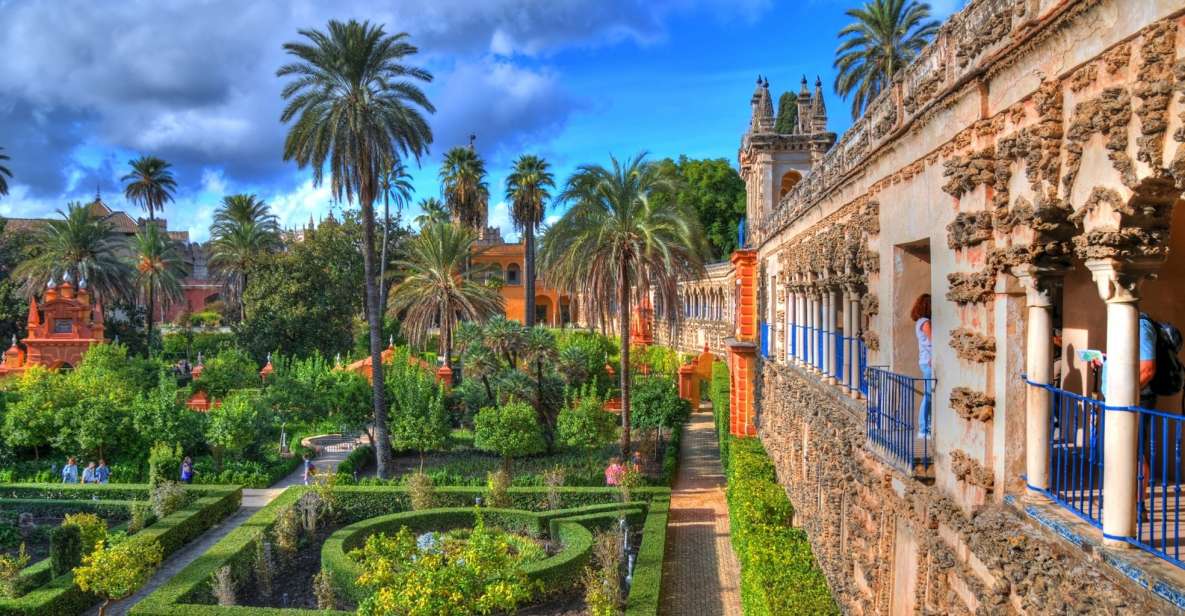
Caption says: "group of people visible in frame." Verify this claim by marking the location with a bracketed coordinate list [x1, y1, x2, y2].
[604, 452, 644, 486]
[60, 457, 110, 484]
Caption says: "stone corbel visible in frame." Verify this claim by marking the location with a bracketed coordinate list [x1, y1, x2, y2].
[1011, 263, 1064, 308]
[1084, 258, 1156, 304]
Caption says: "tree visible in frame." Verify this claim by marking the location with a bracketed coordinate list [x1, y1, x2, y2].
[774, 91, 799, 134]
[121, 156, 176, 222]
[557, 387, 617, 450]
[236, 216, 364, 361]
[0, 219, 37, 344]
[650, 156, 746, 260]
[384, 348, 449, 469]
[440, 146, 489, 232]
[1, 367, 66, 459]
[378, 162, 414, 312]
[73, 538, 163, 616]
[12, 202, 132, 304]
[506, 155, 555, 327]
[414, 197, 449, 229]
[0, 147, 11, 197]
[206, 391, 264, 464]
[209, 195, 281, 322]
[387, 222, 503, 368]
[278, 19, 435, 479]
[195, 348, 259, 399]
[540, 153, 707, 455]
[834, 0, 939, 119]
[474, 400, 547, 471]
[133, 379, 206, 455]
[630, 375, 691, 456]
[521, 326, 559, 446]
[131, 224, 189, 348]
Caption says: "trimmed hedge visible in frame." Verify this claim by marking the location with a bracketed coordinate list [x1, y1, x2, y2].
[133, 485, 670, 616]
[723, 438, 837, 615]
[0, 484, 241, 616]
[709, 360, 731, 465]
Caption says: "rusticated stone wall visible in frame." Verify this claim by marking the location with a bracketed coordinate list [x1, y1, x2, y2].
[757, 362, 1164, 615]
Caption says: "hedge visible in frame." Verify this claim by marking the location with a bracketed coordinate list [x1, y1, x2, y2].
[709, 360, 731, 465]
[722, 438, 837, 615]
[133, 485, 670, 616]
[0, 483, 241, 616]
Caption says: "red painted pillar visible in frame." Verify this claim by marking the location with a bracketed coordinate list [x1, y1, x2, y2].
[726, 249, 759, 437]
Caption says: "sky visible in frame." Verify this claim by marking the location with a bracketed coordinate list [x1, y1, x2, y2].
[0, 0, 964, 242]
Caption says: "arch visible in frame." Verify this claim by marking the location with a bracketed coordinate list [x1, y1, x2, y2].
[779, 170, 803, 199]
[535, 295, 555, 326]
[506, 263, 522, 285]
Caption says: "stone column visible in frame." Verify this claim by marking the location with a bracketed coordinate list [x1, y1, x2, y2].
[795, 288, 805, 365]
[785, 287, 795, 363]
[847, 286, 862, 398]
[1015, 266, 1057, 499]
[825, 286, 838, 383]
[841, 286, 854, 390]
[1087, 259, 1144, 547]
[808, 290, 820, 372]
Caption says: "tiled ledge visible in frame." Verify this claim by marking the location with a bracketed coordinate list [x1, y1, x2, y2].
[1006, 494, 1185, 612]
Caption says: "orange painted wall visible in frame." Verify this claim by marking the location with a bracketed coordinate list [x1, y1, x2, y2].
[471, 242, 571, 326]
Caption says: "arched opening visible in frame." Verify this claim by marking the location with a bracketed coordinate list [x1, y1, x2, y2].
[506, 263, 521, 285]
[535, 295, 554, 326]
[779, 170, 803, 199]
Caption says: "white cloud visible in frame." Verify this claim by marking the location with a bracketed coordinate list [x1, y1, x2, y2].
[488, 200, 518, 241]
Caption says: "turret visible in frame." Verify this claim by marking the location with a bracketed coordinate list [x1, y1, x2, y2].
[749, 75, 775, 134]
[812, 76, 828, 133]
[796, 76, 813, 134]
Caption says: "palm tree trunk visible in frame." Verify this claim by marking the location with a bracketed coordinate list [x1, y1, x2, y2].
[240, 272, 248, 322]
[360, 188, 394, 480]
[618, 256, 631, 457]
[524, 224, 535, 327]
[441, 298, 452, 368]
[379, 191, 390, 316]
[146, 286, 155, 353]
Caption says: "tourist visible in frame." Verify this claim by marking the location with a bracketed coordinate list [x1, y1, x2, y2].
[81, 461, 97, 484]
[61, 457, 79, 484]
[95, 459, 110, 484]
[630, 451, 644, 474]
[605, 457, 624, 487]
[912, 294, 933, 439]
[304, 461, 317, 485]
[180, 456, 194, 484]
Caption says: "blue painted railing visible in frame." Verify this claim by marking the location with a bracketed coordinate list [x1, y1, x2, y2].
[759, 321, 770, 359]
[789, 321, 798, 358]
[833, 331, 844, 383]
[1026, 380, 1106, 529]
[866, 366, 934, 473]
[1135, 407, 1185, 567]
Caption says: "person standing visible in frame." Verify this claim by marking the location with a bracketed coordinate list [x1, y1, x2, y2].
[604, 457, 624, 487]
[912, 294, 934, 439]
[95, 459, 110, 484]
[180, 457, 194, 484]
[81, 462, 97, 484]
[61, 457, 79, 484]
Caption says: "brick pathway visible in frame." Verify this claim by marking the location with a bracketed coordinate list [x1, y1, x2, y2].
[659, 404, 742, 616]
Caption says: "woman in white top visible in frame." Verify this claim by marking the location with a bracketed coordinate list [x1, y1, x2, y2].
[912, 294, 933, 438]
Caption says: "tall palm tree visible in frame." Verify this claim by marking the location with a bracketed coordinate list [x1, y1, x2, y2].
[834, 0, 939, 119]
[540, 153, 707, 455]
[13, 202, 132, 303]
[278, 19, 434, 479]
[439, 146, 489, 232]
[388, 222, 504, 368]
[414, 197, 449, 229]
[506, 155, 555, 327]
[0, 147, 12, 197]
[131, 224, 188, 344]
[378, 161, 414, 311]
[121, 156, 177, 221]
[209, 195, 280, 321]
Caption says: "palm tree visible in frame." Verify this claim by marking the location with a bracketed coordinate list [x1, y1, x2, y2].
[506, 155, 555, 327]
[209, 195, 280, 321]
[0, 147, 12, 197]
[121, 156, 177, 221]
[379, 162, 414, 311]
[13, 202, 132, 303]
[414, 197, 449, 229]
[540, 153, 707, 455]
[388, 222, 503, 369]
[439, 146, 489, 232]
[834, 0, 939, 119]
[278, 19, 434, 479]
[522, 325, 559, 448]
[131, 224, 189, 344]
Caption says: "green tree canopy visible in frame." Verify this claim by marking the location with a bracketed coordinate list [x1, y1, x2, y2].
[473, 400, 547, 466]
[775, 91, 799, 134]
[650, 156, 746, 260]
[384, 347, 449, 469]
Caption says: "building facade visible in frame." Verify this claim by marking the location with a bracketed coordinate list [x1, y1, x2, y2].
[471, 228, 574, 327]
[670, 0, 1185, 613]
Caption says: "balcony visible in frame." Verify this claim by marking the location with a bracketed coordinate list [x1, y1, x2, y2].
[865, 366, 934, 475]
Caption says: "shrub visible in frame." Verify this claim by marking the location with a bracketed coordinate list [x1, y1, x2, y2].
[147, 442, 183, 488]
[583, 527, 625, 616]
[62, 513, 106, 557]
[50, 525, 83, 577]
[252, 537, 274, 600]
[273, 506, 301, 558]
[630, 376, 690, 436]
[128, 501, 153, 534]
[206, 391, 265, 463]
[0, 544, 29, 598]
[313, 568, 336, 610]
[474, 401, 547, 469]
[194, 348, 259, 399]
[385, 349, 450, 469]
[558, 387, 617, 451]
[406, 472, 436, 511]
[484, 470, 511, 509]
[73, 537, 164, 615]
[210, 565, 236, 606]
[150, 481, 187, 519]
[543, 467, 565, 510]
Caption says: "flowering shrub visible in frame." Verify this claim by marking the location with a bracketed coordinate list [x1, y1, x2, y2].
[353, 515, 536, 616]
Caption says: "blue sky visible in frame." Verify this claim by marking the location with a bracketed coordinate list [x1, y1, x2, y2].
[0, 0, 963, 242]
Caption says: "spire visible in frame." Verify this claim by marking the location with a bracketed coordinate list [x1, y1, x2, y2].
[812, 75, 828, 133]
[799, 75, 809, 96]
[797, 75, 813, 134]
[27, 297, 40, 326]
[468, 134, 476, 151]
[749, 75, 775, 134]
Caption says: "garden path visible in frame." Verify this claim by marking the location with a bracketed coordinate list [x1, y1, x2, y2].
[88, 434, 363, 616]
[659, 403, 742, 616]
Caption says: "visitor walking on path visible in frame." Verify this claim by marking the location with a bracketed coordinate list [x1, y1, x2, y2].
[180, 457, 194, 484]
[81, 461, 97, 484]
[95, 459, 110, 484]
[61, 457, 78, 483]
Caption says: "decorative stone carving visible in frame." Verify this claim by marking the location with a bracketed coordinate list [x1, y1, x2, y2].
[946, 211, 993, 249]
[1063, 87, 1135, 191]
[949, 327, 996, 363]
[942, 146, 995, 198]
[949, 387, 995, 422]
[1133, 20, 1176, 170]
[950, 450, 994, 491]
[946, 270, 996, 305]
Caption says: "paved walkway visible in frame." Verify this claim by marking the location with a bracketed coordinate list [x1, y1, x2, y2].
[90, 435, 361, 616]
[659, 405, 742, 616]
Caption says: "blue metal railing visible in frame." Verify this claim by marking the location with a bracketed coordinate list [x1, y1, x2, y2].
[759, 321, 769, 359]
[815, 325, 824, 371]
[1043, 383, 1106, 528]
[866, 366, 934, 473]
[833, 331, 844, 383]
[789, 321, 798, 359]
[858, 340, 868, 396]
[1135, 407, 1185, 567]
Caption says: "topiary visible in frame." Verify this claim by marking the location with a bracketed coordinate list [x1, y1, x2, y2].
[473, 400, 546, 471]
[61, 512, 106, 557]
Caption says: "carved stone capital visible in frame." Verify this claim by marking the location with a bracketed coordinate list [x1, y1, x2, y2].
[1084, 258, 1155, 304]
[1011, 263, 1064, 308]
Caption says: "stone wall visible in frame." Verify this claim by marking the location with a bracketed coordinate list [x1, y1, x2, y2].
[757, 361, 1163, 615]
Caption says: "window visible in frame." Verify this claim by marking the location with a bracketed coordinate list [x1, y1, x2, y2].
[506, 263, 521, 285]
[53, 319, 72, 334]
